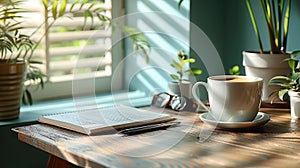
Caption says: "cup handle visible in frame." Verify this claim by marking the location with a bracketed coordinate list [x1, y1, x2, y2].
[192, 82, 210, 112]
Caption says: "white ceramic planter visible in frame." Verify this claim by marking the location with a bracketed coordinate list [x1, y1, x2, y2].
[168, 80, 192, 98]
[288, 90, 300, 119]
[243, 51, 290, 101]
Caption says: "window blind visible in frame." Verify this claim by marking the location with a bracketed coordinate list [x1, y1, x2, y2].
[16, 0, 124, 101]
[20, 0, 113, 83]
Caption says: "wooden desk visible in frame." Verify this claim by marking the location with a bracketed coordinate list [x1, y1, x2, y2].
[13, 108, 300, 168]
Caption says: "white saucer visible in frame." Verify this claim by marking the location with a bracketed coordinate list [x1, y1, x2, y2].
[199, 112, 270, 129]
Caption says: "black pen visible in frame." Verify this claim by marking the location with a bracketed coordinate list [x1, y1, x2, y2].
[118, 121, 180, 135]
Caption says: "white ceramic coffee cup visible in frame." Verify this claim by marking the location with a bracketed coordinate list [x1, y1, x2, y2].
[192, 75, 263, 122]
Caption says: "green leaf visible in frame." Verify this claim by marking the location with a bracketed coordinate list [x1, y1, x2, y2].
[278, 89, 288, 101]
[291, 72, 300, 81]
[170, 74, 180, 81]
[58, 0, 67, 17]
[229, 65, 240, 75]
[246, 0, 264, 53]
[288, 59, 296, 71]
[178, 0, 184, 9]
[70, 0, 79, 11]
[79, 0, 86, 10]
[139, 45, 149, 64]
[232, 65, 239, 71]
[282, 0, 291, 52]
[269, 75, 292, 81]
[190, 67, 202, 75]
[184, 69, 193, 76]
[282, 57, 290, 62]
[28, 60, 43, 64]
[83, 10, 93, 28]
[96, 13, 110, 22]
[171, 60, 182, 72]
[121, 26, 151, 64]
[183, 58, 196, 63]
[42, 0, 48, 9]
[177, 50, 187, 60]
[181, 59, 193, 67]
[51, 0, 59, 20]
[291, 50, 300, 61]
[269, 75, 293, 88]
[260, 0, 277, 53]
[184, 68, 202, 76]
[22, 89, 33, 105]
[275, 0, 281, 52]
[88, 1, 97, 10]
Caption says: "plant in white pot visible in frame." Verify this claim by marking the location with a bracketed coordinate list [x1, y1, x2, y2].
[169, 50, 202, 98]
[243, 0, 293, 101]
[269, 50, 300, 118]
[0, 0, 150, 120]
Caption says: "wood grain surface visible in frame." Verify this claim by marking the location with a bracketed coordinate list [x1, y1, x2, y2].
[13, 107, 300, 168]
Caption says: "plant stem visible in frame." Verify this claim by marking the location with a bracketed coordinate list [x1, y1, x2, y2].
[260, 0, 278, 53]
[277, 0, 283, 52]
[282, 0, 291, 53]
[246, 0, 264, 53]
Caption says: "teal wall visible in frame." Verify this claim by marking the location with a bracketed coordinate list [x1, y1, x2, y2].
[190, 0, 226, 82]
[0, 122, 49, 168]
[191, 0, 300, 78]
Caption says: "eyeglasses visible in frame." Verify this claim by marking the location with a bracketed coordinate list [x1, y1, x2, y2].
[151, 92, 198, 112]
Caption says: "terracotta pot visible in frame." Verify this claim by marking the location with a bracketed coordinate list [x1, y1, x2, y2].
[242, 51, 290, 101]
[0, 61, 25, 120]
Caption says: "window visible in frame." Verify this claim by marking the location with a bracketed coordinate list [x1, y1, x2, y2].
[20, 0, 123, 101]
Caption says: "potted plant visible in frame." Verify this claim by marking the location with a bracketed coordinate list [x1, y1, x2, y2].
[168, 50, 202, 98]
[269, 50, 300, 118]
[0, 0, 45, 120]
[0, 0, 150, 120]
[243, 0, 293, 101]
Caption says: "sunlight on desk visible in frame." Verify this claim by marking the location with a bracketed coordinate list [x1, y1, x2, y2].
[13, 107, 300, 168]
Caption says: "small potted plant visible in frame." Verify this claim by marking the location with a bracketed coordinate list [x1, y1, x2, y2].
[168, 50, 202, 98]
[0, 0, 46, 120]
[269, 50, 300, 118]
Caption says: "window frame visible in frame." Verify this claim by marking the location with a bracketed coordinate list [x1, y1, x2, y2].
[28, 0, 124, 101]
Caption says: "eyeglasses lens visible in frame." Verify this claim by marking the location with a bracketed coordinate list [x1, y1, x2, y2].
[171, 96, 186, 111]
[154, 93, 171, 108]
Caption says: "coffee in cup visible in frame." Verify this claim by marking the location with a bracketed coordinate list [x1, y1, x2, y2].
[192, 75, 263, 122]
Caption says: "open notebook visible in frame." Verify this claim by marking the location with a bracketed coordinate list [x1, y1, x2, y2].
[38, 105, 176, 135]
